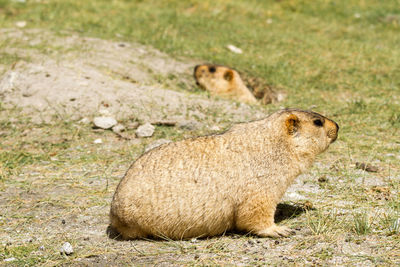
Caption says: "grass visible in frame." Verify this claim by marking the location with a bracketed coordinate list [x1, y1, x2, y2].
[0, 0, 399, 265]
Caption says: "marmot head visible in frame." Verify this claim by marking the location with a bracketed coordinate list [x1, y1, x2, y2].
[277, 109, 339, 157]
[194, 64, 237, 93]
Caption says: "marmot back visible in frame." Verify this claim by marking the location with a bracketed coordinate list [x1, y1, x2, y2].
[110, 109, 339, 240]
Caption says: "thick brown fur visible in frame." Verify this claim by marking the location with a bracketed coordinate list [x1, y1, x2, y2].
[194, 64, 284, 105]
[110, 109, 339, 240]
[193, 64, 258, 104]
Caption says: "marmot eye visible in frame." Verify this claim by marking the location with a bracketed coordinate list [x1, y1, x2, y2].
[209, 66, 216, 73]
[313, 119, 323, 127]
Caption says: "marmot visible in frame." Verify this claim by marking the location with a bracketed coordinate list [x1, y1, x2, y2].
[193, 64, 258, 104]
[194, 64, 284, 105]
[110, 109, 339, 240]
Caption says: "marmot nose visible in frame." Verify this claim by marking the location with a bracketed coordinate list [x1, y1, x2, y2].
[328, 121, 339, 143]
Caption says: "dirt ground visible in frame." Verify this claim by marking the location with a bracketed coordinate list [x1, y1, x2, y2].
[1, 29, 399, 266]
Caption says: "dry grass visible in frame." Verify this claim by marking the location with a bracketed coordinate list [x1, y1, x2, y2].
[0, 0, 399, 266]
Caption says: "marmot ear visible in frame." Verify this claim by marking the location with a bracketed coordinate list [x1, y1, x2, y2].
[285, 114, 299, 135]
[223, 70, 234, 81]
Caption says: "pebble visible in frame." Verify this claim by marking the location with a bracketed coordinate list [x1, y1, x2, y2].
[226, 44, 243, 54]
[15, 21, 27, 28]
[144, 139, 172, 152]
[209, 125, 221, 131]
[93, 138, 103, 144]
[93, 116, 117, 129]
[136, 123, 155, 138]
[3, 257, 16, 262]
[112, 123, 125, 133]
[60, 242, 73, 255]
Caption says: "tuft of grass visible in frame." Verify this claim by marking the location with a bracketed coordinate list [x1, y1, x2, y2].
[305, 209, 338, 235]
[351, 211, 372, 235]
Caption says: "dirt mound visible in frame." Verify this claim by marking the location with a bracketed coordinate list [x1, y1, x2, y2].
[0, 29, 265, 124]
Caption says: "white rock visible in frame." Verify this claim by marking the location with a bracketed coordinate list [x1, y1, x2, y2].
[93, 116, 117, 129]
[209, 125, 221, 131]
[3, 257, 16, 262]
[145, 139, 172, 152]
[136, 123, 155, 138]
[93, 138, 103, 144]
[112, 124, 125, 133]
[15, 21, 27, 28]
[60, 242, 73, 255]
[226, 44, 243, 54]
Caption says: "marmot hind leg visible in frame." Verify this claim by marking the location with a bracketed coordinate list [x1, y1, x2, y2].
[109, 215, 147, 240]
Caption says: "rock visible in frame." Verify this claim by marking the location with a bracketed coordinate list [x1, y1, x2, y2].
[145, 139, 172, 152]
[209, 125, 221, 131]
[226, 44, 243, 54]
[60, 242, 73, 255]
[112, 124, 125, 133]
[15, 21, 27, 28]
[93, 138, 103, 144]
[177, 120, 201, 131]
[93, 116, 117, 129]
[3, 257, 17, 262]
[355, 162, 379, 173]
[136, 123, 155, 138]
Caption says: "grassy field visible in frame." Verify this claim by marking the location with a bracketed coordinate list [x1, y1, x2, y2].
[1, 0, 399, 265]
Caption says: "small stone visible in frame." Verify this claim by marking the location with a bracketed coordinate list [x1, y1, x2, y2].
[177, 120, 201, 131]
[15, 21, 27, 28]
[355, 162, 379, 172]
[112, 124, 125, 133]
[144, 139, 172, 152]
[318, 176, 328, 183]
[60, 242, 73, 255]
[190, 238, 199, 243]
[3, 257, 16, 262]
[209, 125, 221, 131]
[94, 138, 103, 144]
[93, 116, 117, 129]
[226, 44, 243, 54]
[136, 123, 155, 138]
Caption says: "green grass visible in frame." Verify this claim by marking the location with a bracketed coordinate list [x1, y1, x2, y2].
[0, 0, 399, 265]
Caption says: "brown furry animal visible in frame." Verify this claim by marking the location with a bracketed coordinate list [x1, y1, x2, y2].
[194, 64, 258, 104]
[110, 109, 339, 240]
[240, 74, 286, 105]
